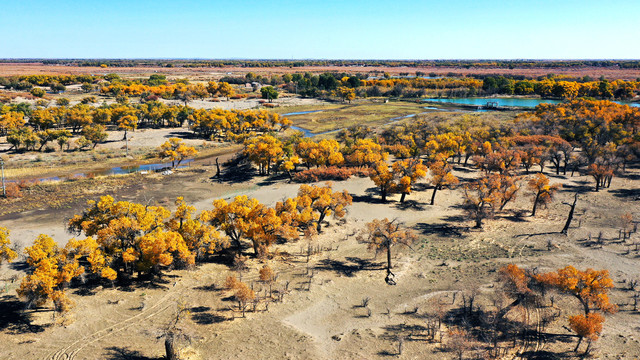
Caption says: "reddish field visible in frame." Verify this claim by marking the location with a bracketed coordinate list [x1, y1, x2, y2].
[2, 62, 640, 80]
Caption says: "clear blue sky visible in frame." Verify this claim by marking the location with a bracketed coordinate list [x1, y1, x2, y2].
[1, 0, 638, 59]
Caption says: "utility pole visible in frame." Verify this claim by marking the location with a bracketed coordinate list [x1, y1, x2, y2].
[1, 157, 5, 198]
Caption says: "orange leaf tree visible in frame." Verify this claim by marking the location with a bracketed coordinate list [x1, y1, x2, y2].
[535, 266, 617, 352]
[243, 134, 284, 175]
[463, 175, 502, 229]
[528, 173, 561, 216]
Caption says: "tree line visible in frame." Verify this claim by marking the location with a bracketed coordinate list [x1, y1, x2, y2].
[0, 101, 292, 151]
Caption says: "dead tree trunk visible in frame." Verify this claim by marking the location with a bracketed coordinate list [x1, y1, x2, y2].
[561, 193, 578, 235]
[165, 335, 177, 360]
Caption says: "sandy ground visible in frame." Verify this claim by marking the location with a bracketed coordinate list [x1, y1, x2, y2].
[1, 161, 639, 359]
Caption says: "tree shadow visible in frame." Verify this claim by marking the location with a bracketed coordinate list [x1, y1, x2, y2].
[560, 181, 593, 194]
[498, 210, 530, 223]
[379, 323, 429, 342]
[191, 312, 228, 325]
[518, 350, 574, 359]
[193, 283, 219, 292]
[190, 306, 211, 312]
[415, 222, 468, 238]
[104, 346, 161, 360]
[376, 349, 397, 357]
[412, 183, 432, 192]
[0, 295, 49, 334]
[395, 200, 426, 211]
[610, 187, 640, 200]
[351, 187, 386, 204]
[8, 260, 29, 272]
[440, 305, 577, 356]
[452, 165, 476, 173]
[314, 256, 384, 277]
[616, 171, 640, 181]
[167, 131, 199, 140]
[257, 173, 289, 186]
[513, 231, 559, 238]
[215, 158, 257, 184]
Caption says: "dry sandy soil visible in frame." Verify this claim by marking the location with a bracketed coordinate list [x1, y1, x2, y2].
[0, 159, 639, 359]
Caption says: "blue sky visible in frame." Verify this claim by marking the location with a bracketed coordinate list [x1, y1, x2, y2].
[1, 0, 638, 59]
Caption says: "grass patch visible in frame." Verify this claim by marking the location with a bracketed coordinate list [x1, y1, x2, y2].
[276, 100, 437, 133]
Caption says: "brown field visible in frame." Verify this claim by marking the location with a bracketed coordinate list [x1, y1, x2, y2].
[3, 62, 640, 80]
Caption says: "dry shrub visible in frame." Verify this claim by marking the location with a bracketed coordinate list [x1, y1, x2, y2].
[5, 183, 23, 198]
[293, 166, 370, 183]
[262, 103, 277, 108]
[230, 94, 248, 99]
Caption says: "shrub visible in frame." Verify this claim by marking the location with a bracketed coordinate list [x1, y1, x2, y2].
[5, 183, 23, 198]
[293, 166, 370, 183]
[30, 88, 45, 98]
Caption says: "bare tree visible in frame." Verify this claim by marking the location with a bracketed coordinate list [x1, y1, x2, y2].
[561, 193, 578, 235]
[357, 218, 416, 285]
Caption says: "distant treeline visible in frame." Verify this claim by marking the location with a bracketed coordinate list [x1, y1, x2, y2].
[3, 59, 640, 69]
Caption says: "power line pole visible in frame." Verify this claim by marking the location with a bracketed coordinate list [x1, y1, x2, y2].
[1, 158, 5, 198]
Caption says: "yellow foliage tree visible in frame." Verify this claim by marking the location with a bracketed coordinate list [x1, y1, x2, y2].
[346, 139, 388, 167]
[68, 196, 195, 280]
[17, 234, 85, 313]
[243, 134, 284, 175]
[159, 138, 198, 169]
[392, 158, 428, 203]
[428, 155, 459, 205]
[0, 226, 18, 264]
[167, 197, 226, 260]
[369, 161, 398, 202]
[217, 82, 235, 100]
[294, 183, 352, 232]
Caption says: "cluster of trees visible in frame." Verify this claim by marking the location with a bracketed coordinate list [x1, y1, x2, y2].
[6, 183, 351, 315]
[239, 100, 638, 229]
[0, 74, 101, 93]
[522, 100, 640, 191]
[482, 76, 639, 100]
[359, 76, 640, 100]
[0, 102, 292, 151]
[189, 108, 291, 141]
[242, 121, 570, 228]
[500, 264, 616, 354]
[100, 80, 237, 103]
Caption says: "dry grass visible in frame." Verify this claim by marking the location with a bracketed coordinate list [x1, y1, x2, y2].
[277, 100, 435, 133]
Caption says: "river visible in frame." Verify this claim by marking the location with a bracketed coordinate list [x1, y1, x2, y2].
[423, 97, 640, 108]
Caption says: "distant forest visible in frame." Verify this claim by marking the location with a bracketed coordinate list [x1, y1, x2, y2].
[2, 59, 640, 69]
